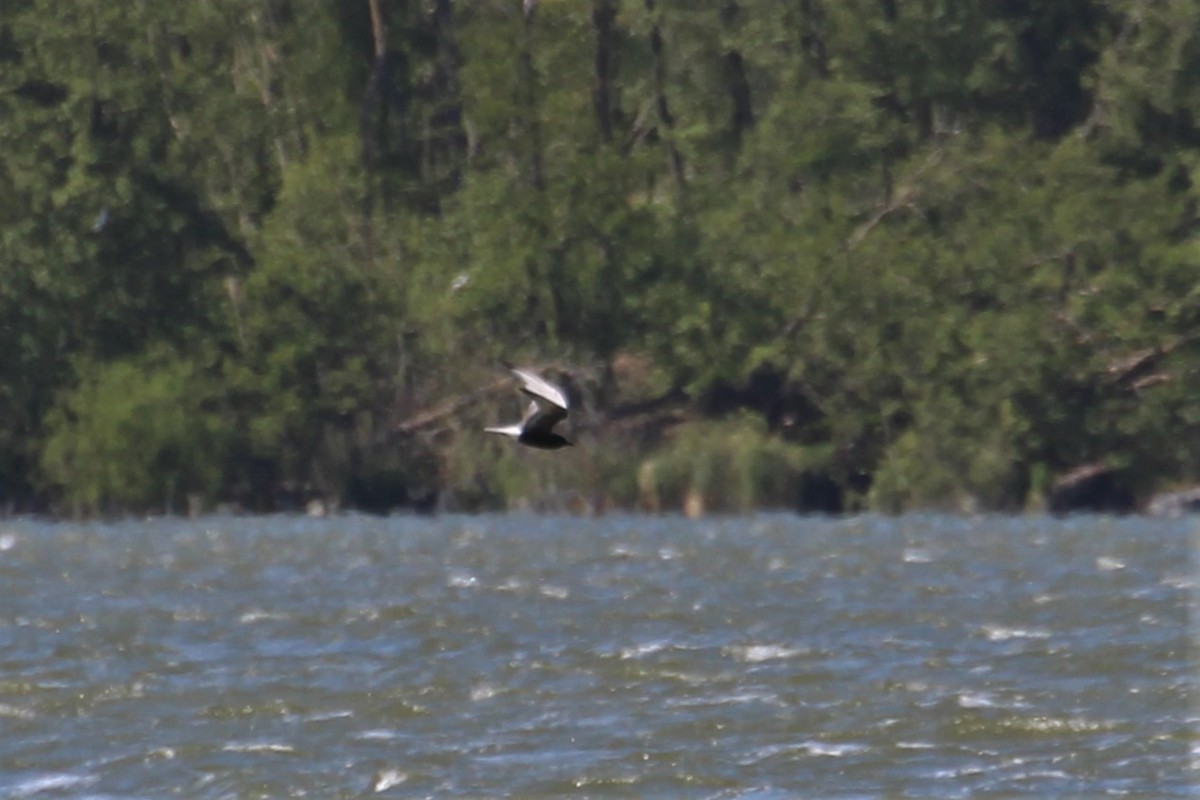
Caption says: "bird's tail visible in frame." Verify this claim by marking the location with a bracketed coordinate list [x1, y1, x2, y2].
[485, 425, 521, 438]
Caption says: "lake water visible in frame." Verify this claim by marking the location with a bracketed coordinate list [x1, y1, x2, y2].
[0, 513, 1195, 797]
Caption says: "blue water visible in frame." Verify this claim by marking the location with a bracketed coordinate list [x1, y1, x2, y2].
[0, 513, 1195, 797]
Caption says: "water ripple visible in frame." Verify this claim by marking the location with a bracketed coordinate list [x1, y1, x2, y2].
[0, 513, 1192, 797]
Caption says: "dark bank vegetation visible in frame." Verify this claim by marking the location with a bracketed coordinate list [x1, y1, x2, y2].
[1, 1, 1197, 516]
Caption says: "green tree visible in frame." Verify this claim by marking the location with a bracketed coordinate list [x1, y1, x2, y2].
[40, 351, 225, 515]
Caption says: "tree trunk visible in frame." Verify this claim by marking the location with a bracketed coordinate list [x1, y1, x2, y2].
[644, 0, 685, 196]
[591, 0, 621, 143]
[518, 4, 546, 191]
[796, 0, 831, 78]
[721, 1, 754, 154]
[360, 0, 394, 194]
[430, 0, 467, 193]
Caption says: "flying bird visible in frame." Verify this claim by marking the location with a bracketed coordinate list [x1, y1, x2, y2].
[485, 366, 573, 450]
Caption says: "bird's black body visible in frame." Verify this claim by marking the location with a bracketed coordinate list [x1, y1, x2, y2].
[518, 429, 573, 450]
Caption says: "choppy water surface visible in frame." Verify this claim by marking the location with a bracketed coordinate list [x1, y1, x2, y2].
[0, 513, 1195, 797]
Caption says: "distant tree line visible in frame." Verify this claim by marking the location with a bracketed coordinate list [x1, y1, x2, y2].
[1, 1, 1197, 515]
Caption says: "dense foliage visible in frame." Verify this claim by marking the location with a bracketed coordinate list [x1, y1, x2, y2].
[2, 1, 1197, 515]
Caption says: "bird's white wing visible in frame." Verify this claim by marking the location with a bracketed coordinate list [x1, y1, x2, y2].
[519, 400, 541, 426]
[511, 367, 569, 410]
[523, 400, 567, 434]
